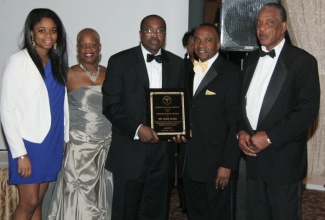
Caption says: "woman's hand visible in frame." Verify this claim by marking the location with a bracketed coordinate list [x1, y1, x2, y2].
[17, 155, 32, 178]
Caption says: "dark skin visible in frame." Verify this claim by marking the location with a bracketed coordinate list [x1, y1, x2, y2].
[137, 16, 167, 144]
[193, 26, 220, 62]
[256, 7, 287, 51]
[173, 26, 231, 189]
[238, 130, 270, 156]
[31, 18, 58, 66]
[139, 16, 166, 55]
[238, 6, 286, 156]
[20, 18, 58, 178]
[14, 17, 58, 220]
[67, 29, 106, 92]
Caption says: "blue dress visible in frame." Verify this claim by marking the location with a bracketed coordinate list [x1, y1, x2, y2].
[8, 61, 65, 184]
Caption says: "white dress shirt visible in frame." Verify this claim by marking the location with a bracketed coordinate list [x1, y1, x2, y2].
[141, 44, 162, 88]
[193, 53, 219, 95]
[246, 39, 285, 129]
[135, 45, 164, 139]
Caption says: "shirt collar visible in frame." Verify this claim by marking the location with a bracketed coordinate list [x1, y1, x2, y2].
[199, 52, 219, 71]
[261, 38, 285, 58]
[141, 44, 161, 62]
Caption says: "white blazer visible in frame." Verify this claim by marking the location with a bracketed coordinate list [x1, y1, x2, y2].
[0, 49, 69, 158]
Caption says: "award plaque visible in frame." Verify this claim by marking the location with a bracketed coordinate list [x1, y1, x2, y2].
[146, 88, 190, 139]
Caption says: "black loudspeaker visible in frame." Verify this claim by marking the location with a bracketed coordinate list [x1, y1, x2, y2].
[220, 0, 278, 52]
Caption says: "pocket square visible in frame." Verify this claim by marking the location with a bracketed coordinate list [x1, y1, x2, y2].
[205, 90, 216, 95]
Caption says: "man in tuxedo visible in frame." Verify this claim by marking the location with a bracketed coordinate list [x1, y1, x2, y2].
[238, 3, 320, 219]
[102, 15, 184, 220]
[179, 23, 242, 220]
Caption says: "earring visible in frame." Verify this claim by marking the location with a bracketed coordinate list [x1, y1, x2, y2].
[31, 39, 35, 47]
[53, 43, 57, 50]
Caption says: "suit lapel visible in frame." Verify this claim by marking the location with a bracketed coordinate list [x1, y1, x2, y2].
[193, 57, 220, 98]
[257, 57, 287, 127]
[242, 59, 258, 97]
[135, 46, 149, 88]
[242, 55, 259, 134]
[187, 69, 194, 98]
[243, 46, 289, 130]
[134, 47, 173, 88]
[161, 49, 171, 88]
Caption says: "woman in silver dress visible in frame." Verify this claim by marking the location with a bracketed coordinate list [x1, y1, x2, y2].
[48, 28, 113, 220]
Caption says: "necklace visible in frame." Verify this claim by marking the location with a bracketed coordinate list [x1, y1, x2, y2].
[79, 63, 100, 82]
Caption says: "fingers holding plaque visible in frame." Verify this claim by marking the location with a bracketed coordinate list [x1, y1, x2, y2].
[146, 88, 190, 139]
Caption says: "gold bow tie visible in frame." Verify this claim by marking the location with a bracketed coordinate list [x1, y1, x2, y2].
[193, 60, 208, 73]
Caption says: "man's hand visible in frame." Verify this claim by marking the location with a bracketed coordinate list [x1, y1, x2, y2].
[215, 167, 231, 189]
[238, 130, 256, 156]
[138, 125, 159, 144]
[249, 131, 270, 153]
[172, 135, 187, 143]
[18, 156, 32, 178]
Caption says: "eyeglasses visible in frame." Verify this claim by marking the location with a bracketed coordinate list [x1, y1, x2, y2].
[143, 28, 166, 36]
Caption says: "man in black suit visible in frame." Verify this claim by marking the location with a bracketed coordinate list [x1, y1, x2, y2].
[238, 3, 320, 220]
[102, 15, 184, 220]
[177, 23, 242, 220]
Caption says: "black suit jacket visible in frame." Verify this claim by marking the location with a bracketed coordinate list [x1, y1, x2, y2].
[239, 42, 320, 185]
[102, 45, 184, 180]
[185, 55, 242, 182]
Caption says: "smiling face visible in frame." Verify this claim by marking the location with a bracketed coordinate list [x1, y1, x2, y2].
[139, 16, 166, 55]
[256, 7, 287, 51]
[77, 30, 101, 65]
[31, 17, 57, 54]
[194, 26, 220, 62]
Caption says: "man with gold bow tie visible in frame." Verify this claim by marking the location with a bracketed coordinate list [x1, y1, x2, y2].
[175, 23, 242, 220]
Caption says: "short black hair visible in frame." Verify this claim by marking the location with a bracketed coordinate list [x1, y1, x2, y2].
[140, 15, 166, 31]
[197, 23, 220, 40]
[182, 28, 196, 47]
[261, 3, 287, 22]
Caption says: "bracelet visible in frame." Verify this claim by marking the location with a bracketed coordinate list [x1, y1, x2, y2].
[266, 137, 272, 144]
[19, 155, 28, 160]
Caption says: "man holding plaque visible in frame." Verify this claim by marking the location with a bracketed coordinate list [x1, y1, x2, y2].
[102, 15, 184, 220]
[179, 23, 242, 220]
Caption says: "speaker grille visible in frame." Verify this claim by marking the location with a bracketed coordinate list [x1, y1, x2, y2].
[220, 0, 278, 51]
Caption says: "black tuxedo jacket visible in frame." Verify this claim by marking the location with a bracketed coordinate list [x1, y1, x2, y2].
[185, 55, 242, 182]
[102, 45, 184, 180]
[239, 42, 320, 185]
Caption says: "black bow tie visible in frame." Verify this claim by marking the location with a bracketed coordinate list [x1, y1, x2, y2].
[147, 54, 163, 63]
[259, 49, 276, 58]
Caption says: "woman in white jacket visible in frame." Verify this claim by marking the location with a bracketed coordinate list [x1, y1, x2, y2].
[0, 8, 69, 220]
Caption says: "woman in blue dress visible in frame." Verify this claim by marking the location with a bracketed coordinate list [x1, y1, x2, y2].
[0, 8, 69, 220]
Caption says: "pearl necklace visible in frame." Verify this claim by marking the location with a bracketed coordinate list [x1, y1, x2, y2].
[79, 63, 100, 82]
